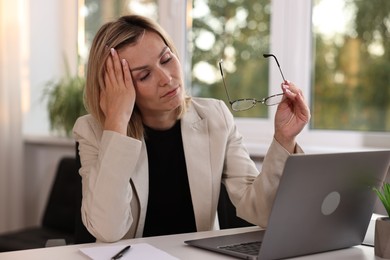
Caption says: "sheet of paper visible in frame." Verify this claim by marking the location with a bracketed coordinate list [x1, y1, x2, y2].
[80, 242, 179, 260]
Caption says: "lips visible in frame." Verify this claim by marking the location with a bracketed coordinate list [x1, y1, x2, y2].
[161, 87, 179, 98]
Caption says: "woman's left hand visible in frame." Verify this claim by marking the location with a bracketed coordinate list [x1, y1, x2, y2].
[274, 81, 311, 153]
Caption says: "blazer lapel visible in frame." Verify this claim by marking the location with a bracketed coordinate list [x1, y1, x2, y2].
[129, 139, 149, 237]
[181, 105, 213, 231]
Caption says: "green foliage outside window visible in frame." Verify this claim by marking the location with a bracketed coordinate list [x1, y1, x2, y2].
[190, 0, 271, 118]
[312, 0, 390, 132]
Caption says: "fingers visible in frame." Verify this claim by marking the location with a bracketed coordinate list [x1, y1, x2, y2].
[101, 47, 136, 131]
[280, 81, 311, 122]
[121, 58, 133, 89]
[105, 48, 121, 88]
[105, 48, 134, 90]
[281, 81, 303, 99]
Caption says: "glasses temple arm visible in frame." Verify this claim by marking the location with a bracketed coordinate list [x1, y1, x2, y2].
[263, 54, 286, 82]
[218, 60, 234, 104]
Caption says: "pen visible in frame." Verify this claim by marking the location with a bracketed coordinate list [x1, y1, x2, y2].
[111, 245, 131, 260]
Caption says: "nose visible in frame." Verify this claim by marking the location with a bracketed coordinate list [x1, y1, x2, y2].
[157, 66, 172, 86]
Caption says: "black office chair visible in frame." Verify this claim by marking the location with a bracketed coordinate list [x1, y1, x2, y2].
[0, 157, 79, 252]
[217, 183, 254, 229]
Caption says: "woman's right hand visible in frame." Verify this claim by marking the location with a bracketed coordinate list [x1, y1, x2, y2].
[100, 48, 136, 135]
[274, 81, 310, 153]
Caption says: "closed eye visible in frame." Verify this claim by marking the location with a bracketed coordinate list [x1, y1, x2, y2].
[137, 49, 173, 81]
[161, 52, 172, 65]
[139, 70, 150, 81]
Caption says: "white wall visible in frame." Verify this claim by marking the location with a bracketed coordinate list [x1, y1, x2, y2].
[23, 0, 78, 136]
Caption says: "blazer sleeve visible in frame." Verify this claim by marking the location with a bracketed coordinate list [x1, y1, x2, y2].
[72, 115, 142, 242]
[219, 102, 303, 228]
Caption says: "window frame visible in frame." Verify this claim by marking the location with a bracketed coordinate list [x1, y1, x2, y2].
[160, 0, 390, 154]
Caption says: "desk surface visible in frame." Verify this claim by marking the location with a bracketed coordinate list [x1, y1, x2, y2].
[0, 225, 381, 260]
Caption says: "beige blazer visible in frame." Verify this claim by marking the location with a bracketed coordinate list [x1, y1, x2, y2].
[73, 97, 301, 242]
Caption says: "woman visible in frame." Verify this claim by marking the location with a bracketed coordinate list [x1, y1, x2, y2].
[73, 14, 310, 243]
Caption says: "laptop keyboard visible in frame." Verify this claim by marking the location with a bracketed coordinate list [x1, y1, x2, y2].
[219, 241, 262, 256]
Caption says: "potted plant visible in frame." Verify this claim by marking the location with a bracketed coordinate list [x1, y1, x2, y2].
[374, 182, 390, 258]
[42, 61, 87, 137]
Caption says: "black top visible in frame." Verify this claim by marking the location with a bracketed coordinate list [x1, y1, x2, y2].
[142, 120, 197, 237]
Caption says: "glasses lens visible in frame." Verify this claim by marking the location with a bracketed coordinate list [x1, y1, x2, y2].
[264, 93, 284, 106]
[232, 99, 256, 111]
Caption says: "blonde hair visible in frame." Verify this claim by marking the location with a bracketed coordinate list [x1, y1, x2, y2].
[84, 15, 190, 140]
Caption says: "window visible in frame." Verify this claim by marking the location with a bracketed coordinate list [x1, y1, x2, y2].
[188, 0, 390, 150]
[312, 0, 390, 132]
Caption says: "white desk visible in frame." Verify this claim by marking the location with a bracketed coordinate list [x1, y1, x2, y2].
[0, 225, 381, 260]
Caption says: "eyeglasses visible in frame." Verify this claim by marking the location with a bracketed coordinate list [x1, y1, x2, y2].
[218, 54, 286, 111]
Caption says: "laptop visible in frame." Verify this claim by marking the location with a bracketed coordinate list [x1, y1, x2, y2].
[185, 150, 390, 260]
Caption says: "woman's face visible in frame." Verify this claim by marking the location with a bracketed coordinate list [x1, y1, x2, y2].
[117, 31, 184, 117]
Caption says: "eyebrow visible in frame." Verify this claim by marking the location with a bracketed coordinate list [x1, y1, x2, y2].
[130, 46, 169, 72]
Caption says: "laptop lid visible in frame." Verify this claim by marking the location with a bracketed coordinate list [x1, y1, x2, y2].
[185, 150, 390, 260]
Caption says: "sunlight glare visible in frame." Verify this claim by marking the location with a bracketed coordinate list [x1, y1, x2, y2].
[193, 61, 218, 84]
[312, 0, 354, 40]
